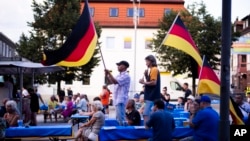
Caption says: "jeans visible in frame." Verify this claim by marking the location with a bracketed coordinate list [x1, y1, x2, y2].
[115, 103, 126, 125]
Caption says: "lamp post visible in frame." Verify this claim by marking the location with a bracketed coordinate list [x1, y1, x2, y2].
[131, 0, 140, 94]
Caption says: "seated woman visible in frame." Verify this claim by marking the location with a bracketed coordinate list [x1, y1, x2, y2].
[61, 96, 73, 121]
[3, 100, 20, 127]
[48, 95, 59, 122]
[75, 100, 105, 141]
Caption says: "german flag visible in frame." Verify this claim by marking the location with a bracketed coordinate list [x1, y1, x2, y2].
[197, 56, 220, 95]
[162, 15, 202, 66]
[197, 56, 244, 125]
[230, 97, 244, 125]
[42, 0, 97, 67]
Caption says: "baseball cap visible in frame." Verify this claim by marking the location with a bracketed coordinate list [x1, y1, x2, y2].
[200, 96, 211, 103]
[187, 95, 195, 101]
[116, 60, 129, 68]
[134, 93, 140, 99]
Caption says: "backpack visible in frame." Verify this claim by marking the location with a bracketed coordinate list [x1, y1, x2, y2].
[0, 118, 8, 138]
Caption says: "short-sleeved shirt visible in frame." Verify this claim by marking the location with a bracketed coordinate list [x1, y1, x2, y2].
[192, 106, 219, 141]
[126, 109, 141, 126]
[146, 110, 175, 141]
[135, 102, 142, 110]
[48, 100, 58, 110]
[91, 111, 105, 134]
[113, 71, 131, 105]
[77, 98, 88, 112]
[144, 67, 161, 101]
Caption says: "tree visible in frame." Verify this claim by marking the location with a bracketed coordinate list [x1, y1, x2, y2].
[152, 2, 221, 77]
[16, 0, 101, 92]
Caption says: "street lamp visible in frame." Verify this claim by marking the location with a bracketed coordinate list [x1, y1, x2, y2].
[131, 0, 140, 94]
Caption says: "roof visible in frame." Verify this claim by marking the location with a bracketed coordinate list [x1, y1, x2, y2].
[86, 0, 184, 4]
[242, 14, 250, 21]
[0, 32, 17, 49]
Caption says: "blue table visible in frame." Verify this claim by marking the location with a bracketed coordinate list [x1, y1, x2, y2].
[105, 117, 188, 127]
[171, 111, 190, 118]
[71, 114, 89, 128]
[5, 125, 72, 138]
[105, 118, 144, 126]
[99, 126, 193, 141]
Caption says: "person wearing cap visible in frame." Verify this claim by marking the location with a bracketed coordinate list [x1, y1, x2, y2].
[184, 95, 195, 112]
[189, 95, 219, 141]
[105, 60, 131, 125]
[133, 93, 141, 110]
[139, 55, 161, 124]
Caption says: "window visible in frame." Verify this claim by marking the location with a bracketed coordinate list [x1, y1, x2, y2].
[110, 8, 118, 17]
[127, 8, 133, 17]
[2, 43, 5, 57]
[82, 76, 90, 85]
[127, 8, 144, 17]
[170, 81, 182, 91]
[106, 37, 115, 49]
[65, 80, 73, 85]
[0, 41, 2, 56]
[164, 8, 171, 15]
[242, 55, 247, 62]
[124, 37, 132, 49]
[138, 8, 145, 17]
[6, 46, 9, 57]
[145, 38, 152, 49]
[89, 7, 94, 17]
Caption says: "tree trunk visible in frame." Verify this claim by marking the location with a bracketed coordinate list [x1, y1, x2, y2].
[57, 80, 61, 96]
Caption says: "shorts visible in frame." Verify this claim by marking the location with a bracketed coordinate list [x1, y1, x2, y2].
[143, 100, 154, 116]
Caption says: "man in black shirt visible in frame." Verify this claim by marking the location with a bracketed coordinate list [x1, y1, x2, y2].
[183, 83, 192, 102]
[125, 99, 141, 126]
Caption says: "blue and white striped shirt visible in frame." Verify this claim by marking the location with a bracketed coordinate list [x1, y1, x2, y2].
[113, 71, 131, 105]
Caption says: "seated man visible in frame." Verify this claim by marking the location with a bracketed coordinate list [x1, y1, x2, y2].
[133, 93, 141, 110]
[189, 96, 219, 141]
[77, 94, 88, 112]
[125, 99, 141, 126]
[145, 99, 175, 141]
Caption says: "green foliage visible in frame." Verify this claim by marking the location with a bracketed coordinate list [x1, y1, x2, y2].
[152, 2, 222, 76]
[16, 0, 101, 87]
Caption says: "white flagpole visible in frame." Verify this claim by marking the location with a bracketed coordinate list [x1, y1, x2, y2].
[196, 55, 205, 96]
[156, 12, 180, 53]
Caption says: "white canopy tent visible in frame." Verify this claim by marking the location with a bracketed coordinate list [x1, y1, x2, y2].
[0, 61, 64, 118]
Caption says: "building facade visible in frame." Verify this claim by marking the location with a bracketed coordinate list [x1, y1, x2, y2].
[232, 14, 250, 93]
[38, 0, 185, 99]
[0, 32, 18, 60]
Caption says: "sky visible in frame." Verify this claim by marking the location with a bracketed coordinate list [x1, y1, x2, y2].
[0, 0, 249, 43]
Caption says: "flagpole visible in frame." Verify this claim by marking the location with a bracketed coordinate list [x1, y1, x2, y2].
[156, 12, 180, 53]
[98, 46, 106, 70]
[196, 55, 205, 95]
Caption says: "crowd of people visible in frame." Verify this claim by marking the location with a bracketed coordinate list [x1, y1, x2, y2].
[2, 54, 250, 141]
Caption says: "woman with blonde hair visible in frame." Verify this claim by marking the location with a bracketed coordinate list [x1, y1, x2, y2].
[3, 100, 20, 127]
[75, 100, 105, 141]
